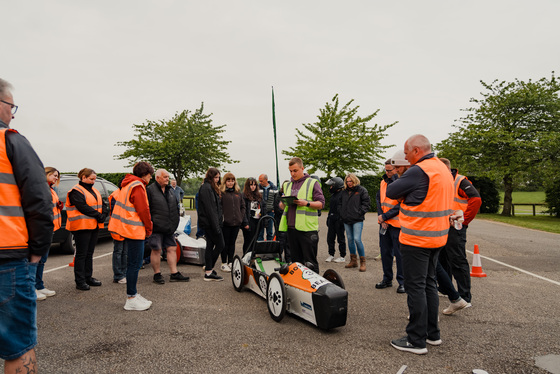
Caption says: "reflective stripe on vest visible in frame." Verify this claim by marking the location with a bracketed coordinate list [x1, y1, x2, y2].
[51, 187, 62, 231]
[108, 181, 147, 240]
[0, 128, 29, 250]
[66, 184, 103, 231]
[380, 180, 400, 228]
[452, 174, 468, 212]
[279, 178, 319, 232]
[399, 158, 454, 248]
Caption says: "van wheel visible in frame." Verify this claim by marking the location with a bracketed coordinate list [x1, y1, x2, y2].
[60, 232, 76, 254]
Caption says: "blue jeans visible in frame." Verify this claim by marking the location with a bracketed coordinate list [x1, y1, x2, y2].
[112, 239, 128, 281]
[35, 248, 50, 290]
[125, 239, 145, 297]
[257, 212, 275, 241]
[344, 221, 365, 257]
[0, 259, 38, 360]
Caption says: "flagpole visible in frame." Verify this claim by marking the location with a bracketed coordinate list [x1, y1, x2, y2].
[272, 86, 280, 188]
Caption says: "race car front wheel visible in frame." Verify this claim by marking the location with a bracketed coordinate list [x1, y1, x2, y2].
[231, 255, 245, 292]
[267, 273, 286, 322]
[323, 269, 345, 290]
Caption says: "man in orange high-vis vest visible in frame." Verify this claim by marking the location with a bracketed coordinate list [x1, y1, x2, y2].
[0, 78, 53, 372]
[375, 154, 408, 294]
[438, 158, 482, 313]
[386, 134, 454, 355]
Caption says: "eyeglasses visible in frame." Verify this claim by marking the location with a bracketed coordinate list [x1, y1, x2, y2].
[0, 100, 18, 115]
[385, 168, 396, 172]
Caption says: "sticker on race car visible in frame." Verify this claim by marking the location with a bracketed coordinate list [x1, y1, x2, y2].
[301, 267, 328, 290]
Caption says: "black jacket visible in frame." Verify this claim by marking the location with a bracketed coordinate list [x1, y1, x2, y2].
[1, 120, 53, 260]
[222, 189, 247, 227]
[147, 183, 180, 234]
[197, 181, 223, 234]
[340, 185, 371, 224]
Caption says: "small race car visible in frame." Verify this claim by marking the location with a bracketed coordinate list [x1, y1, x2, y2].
[231, 218, 348, 330]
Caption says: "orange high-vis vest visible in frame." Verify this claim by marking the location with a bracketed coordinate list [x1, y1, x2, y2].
[399, 158, 454, 248]
[66, 184, 104, 231]
[0, 128, 29, 251]
[51, 187, 62, 231]
[452, 174, 468, 213]
[108, 180, 148, 240]
[108, 189, 124, 241]
[379, 179, 401, 228]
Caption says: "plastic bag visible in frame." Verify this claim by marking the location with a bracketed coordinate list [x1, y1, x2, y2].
[183, 215, 191, 235]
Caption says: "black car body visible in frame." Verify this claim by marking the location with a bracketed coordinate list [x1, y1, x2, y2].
[51, 175, 118, 253]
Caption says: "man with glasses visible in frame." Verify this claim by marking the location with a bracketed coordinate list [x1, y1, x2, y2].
[0, 78, 53, 371]
[375, 153, 409, 294]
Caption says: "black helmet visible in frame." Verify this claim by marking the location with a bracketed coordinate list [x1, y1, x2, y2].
[325, 177, 344, 190]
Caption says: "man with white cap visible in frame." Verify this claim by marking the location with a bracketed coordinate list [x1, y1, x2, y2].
[375, 151, 409, 293]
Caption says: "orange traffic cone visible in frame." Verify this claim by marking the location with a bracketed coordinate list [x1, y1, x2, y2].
[68, 256, 75, 267]
[470, 244, 486, 277]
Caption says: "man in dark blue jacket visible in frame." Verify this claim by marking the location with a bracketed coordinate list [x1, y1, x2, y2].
[147, 169, 189, 284]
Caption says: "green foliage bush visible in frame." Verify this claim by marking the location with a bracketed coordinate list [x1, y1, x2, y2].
[545, 178, 560, 217]
[467, 176, 500, 213]
[97, 173, 127, 187]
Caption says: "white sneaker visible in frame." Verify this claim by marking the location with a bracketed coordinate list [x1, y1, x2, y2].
[443, 298, 468, 315]
[325, 255, 334, 262]
[136, 294, 152, 307]
[220, 263, 231, 272]
[374, 254, 382, 261]
[124, 296, 151, 311]
[38, 288, 56, 297]
[36, 290, 47, 301]
[118, 278, 127, 284]
[333, 257, 346, 263]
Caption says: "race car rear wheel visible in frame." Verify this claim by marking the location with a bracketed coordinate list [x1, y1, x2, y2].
[323, 269, 345, 290]
[231, 255, 245, 292]
[267, 273, 286, 322]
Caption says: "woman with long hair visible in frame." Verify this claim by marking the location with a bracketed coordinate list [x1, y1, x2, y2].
[197, 167, 225, 281]
[35, 167, 62, 300]
[241, 177, 262, 254]
[108, 162, 154, 310]
[66, 168, 107, 290]
[218, 172, 247, 272]
[340, 173, 371, 272]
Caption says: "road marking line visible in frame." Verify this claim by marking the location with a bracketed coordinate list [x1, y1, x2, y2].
[44, 252, 113, 273]
[467, 250, 560, 286]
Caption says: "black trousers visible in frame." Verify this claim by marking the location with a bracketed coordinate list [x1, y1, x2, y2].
[241, 218, 259, 254]
[400, 243, 442, 348]
[204, 228, 224, 271]
[439, 226, 471, 302]
[287, 228, 319, 273]
[221, 225, 240, 264]
[379, 225, 404, 285]
[73, 228, 99, 285]
[326, 217, 346, 257]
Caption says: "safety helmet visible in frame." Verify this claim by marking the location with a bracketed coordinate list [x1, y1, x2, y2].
[325, 176, 344, 190]
[390, 150, 410, 166]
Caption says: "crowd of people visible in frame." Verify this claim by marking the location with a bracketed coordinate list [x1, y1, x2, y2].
[1, 76, 482, 372]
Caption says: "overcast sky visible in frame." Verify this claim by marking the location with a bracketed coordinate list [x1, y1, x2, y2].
[4, 1, 559, 184]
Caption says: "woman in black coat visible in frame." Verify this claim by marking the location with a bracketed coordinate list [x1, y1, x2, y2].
[197, 167, 225, 281]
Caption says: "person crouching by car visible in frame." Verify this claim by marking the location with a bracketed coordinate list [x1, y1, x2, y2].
[66, 168, 107, 291]
[197, 167, 225, 281]
[35, 167, 63, 301]
[108, 161, 154, 311]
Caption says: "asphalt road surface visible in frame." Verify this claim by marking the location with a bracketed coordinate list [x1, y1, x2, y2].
[4, 213, 559, 374]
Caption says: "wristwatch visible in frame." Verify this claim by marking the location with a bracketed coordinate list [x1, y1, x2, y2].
[306, 201, 310, 207]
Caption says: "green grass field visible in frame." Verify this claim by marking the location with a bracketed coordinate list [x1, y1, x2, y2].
[477, 214, 560, 234]
[499, 191, 545, 204]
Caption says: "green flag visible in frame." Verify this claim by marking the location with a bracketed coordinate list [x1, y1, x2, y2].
[272, 87, 280, 187]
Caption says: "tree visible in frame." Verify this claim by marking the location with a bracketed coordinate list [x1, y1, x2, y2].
[116, 103, 236, 185]
[436, 74, 560, 216]
[282, 94, 396, 176]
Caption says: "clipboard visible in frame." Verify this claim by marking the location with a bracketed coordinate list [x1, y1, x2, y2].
[281, 195, 298, 206]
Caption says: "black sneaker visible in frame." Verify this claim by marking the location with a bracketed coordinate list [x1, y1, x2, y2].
[204, 270, 223, 282]
[391, 336, 428, 355]
[170, 272, 190, 282]
[153, 273, 165, 284]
